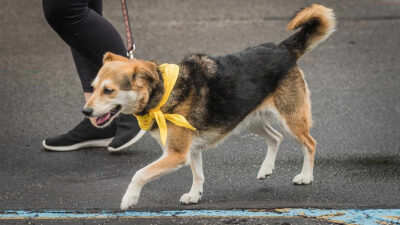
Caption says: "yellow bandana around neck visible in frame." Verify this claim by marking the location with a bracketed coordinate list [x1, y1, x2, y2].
[134, 63, 196, 146]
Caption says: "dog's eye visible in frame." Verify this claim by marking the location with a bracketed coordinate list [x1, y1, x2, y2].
[103, 88, 114, 94]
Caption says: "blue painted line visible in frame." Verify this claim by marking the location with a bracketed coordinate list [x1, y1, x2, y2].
[0, 209, 399, 224]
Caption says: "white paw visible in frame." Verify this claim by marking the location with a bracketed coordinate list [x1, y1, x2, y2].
[120, 193, 139, 210]
[257, 166, 273, 180]
[293, 173, 313, 185]
[180, 192, 202, 204]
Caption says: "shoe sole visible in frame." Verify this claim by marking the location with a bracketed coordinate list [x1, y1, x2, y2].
[42, 138, 113, 151]
[107, 130, 147, 152]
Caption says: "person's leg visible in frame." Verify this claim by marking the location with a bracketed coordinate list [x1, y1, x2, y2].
[71, 48, 96, 95]
[43, 0, 127, 70]
[42, 0, 143, 151]
[71, 0, 102, 99]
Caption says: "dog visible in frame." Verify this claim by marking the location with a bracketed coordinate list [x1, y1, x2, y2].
[83, 4, 336, 210]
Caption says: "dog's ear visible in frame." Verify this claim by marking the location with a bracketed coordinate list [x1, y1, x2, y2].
[103, 52, 129, 63]
[131, 60, 160, 87]
[139, 61, 159, 81]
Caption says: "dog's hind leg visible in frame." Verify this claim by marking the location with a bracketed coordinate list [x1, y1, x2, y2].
[249, 112, 283, 180]
[282, 113, 316, 185]
[274, 69, 316, 185]
[180, 149, 204, 204]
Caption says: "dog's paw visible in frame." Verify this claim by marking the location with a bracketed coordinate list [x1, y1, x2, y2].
[120, 193, 139, 210]
[257, 165, 273, 180]
[293, 173, 313, 185]
[180, 192, 202, 205]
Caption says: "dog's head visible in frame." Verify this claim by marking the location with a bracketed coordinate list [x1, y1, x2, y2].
[83, 52, 160, 128]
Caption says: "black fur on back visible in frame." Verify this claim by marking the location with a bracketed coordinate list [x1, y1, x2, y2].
[178, 43, 297, 131]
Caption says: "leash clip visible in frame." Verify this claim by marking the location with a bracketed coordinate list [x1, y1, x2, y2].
[127, 44, 135, 59]
[126, 45, 136, 59]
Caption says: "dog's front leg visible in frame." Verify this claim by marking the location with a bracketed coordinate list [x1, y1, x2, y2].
[120, 126, 193, 210]
[180, 149, 204, 204]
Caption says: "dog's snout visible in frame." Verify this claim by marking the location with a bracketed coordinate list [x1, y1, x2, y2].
[82, 107, 93, 116]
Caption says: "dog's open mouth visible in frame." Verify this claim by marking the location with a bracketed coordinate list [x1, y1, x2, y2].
[95, 105, 121, 127]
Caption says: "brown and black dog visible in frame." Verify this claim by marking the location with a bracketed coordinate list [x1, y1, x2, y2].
[83, 4, 335, 210]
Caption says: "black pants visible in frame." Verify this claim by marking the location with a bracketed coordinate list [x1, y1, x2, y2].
[43, 0, 126, 92]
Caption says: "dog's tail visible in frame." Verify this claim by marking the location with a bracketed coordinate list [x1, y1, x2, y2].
[280, 4, 336, 59]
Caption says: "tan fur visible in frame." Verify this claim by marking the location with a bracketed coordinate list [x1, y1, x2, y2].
[139, 125, 193, 180]
[120, 125, 194, 208]
[103, 52, 129, 63]
[273, 67, 316, 167]
[167, 124, 195, 154]
[251, 67, 316, 176]
[287, 4, 336, 54]
[87, 56, 160, 115]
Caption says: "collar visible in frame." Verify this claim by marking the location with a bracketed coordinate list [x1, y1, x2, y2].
[134, 63, 196, 146]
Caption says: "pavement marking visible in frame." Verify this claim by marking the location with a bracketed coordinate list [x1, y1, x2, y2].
[0, 209, 399, 224]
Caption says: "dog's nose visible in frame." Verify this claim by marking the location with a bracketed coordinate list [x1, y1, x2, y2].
[82, 107, 93, 117]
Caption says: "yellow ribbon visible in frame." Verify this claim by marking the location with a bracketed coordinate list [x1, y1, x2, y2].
[134, 63, 196, 146]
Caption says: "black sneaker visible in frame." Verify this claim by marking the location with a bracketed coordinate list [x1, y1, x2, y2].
[107, 114, 146, 152]
[42, 117, 116, 151]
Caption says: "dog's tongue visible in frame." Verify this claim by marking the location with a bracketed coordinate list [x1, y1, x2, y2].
[96, 112, 111, 125]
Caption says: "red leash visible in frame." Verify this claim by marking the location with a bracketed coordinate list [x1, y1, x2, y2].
[121, 0, 135, 59]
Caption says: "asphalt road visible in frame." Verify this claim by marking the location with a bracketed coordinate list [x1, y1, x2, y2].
[1, 0, 400, 224]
